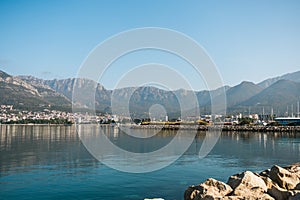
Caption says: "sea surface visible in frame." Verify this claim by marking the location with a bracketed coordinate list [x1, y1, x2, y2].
[0, 125, 299, 200]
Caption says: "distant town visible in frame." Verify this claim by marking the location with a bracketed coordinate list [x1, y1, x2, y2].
[1, 104, 299, 126]
[0, 104, 123, 125]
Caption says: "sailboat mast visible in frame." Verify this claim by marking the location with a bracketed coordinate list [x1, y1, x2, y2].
[297, 101, 300, 118]
[271, 107, 273, 121]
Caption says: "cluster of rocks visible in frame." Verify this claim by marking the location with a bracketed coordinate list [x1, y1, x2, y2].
[185, 163, 300, 200]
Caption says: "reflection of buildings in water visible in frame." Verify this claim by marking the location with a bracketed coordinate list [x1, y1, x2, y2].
[0, 125, 97, 176]
[263, 133, 267, 150]
[236, 133, 239, 141]
[258, 133, 268, 150]
[272, 139, 275, 152]
[0, 125, 78, 148]
[0, 125, 12, 150]
[113, 127, 119, 139]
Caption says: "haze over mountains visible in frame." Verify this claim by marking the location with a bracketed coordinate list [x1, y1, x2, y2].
[0, 69, 300, 117]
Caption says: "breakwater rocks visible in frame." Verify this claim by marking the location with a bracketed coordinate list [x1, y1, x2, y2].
[184, 163, 300, 200]
[131, 125, 300, 132]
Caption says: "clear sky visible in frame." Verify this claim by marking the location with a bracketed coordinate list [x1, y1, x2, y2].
[0, 0, 300, 90]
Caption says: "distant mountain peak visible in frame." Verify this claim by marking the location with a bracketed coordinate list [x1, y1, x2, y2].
[225, 81, 263, 107]
[240, 81, 256, 85]
[240, 79, 300, 113]
[258, 70, 300, 89]
[0, 70, 11, 79]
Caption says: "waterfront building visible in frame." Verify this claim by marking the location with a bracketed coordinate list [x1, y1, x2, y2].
[274, 117, 300, 126]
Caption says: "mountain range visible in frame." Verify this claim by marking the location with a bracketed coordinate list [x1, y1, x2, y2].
[1, 69, 300, 117]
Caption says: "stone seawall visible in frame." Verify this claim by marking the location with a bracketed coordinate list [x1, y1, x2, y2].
[185, 163, 300, 200]
[130, 125, 300, 132]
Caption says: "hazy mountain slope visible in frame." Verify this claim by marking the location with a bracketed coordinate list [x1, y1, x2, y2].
[112, 86, 181, 118]
[18, 77, 112, 112]
[240, 80, 300, 114]
[3, 69, 300, 116]
[18, 76, 72, 110]
[258, 71, 300, 89]
[44, 78, 112, 111]
[0, 71, 48, 110]
[225, 81, 263, 107]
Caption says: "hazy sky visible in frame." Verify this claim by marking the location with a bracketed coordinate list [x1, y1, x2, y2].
[0, 0, 300, 90]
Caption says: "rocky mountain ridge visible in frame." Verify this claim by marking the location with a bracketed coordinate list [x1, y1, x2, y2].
[1, 70, 299, 116]
[0, 71, 71, 111]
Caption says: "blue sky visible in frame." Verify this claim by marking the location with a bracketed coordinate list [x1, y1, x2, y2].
[0, 0, 300, 90]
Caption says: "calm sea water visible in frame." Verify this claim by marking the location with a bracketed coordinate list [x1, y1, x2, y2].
[0, 125, 299, 200]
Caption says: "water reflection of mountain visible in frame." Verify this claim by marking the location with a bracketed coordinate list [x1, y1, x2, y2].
[0, 125, 98, 176]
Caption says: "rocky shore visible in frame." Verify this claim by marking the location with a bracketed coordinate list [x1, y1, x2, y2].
[184, 163, 300, 200]
[131, 125, 300, 132]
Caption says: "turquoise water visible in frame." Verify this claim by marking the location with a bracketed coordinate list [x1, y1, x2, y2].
[0, 125, 299, 200]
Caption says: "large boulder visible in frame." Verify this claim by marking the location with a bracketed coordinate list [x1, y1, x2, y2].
[260, 176, 292, 200]
[284, 163, 300, 179]
[184, 164, 300, 200]
[227, 171, 268, 196]
[184, 178, 233, 200]
[269, 165, 300, 190]
[184, 186, 202, 200]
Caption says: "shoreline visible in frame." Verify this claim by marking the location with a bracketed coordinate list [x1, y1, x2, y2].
[1, 123, 300, 132]
[131, 124, 300, 132]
